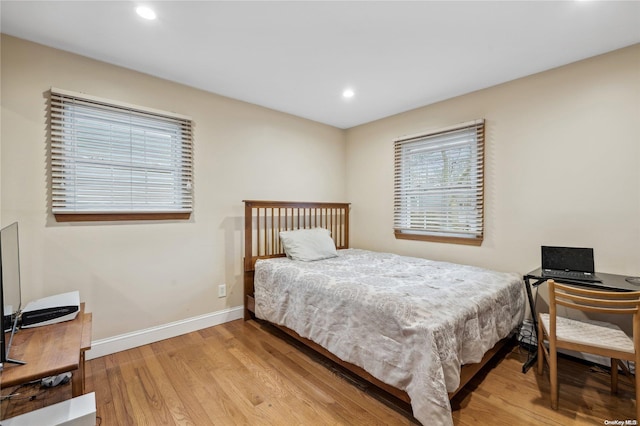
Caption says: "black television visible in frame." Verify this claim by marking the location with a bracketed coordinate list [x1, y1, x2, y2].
[0, 222, 25, 367]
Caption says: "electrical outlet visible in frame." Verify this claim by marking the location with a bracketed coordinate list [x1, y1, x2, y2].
[218, 284, 226, 298]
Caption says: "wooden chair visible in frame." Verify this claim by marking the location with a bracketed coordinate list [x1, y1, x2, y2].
[537, 279, 640, 418]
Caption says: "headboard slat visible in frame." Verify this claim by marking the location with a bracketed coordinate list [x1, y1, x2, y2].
[243, 200, 350, 320]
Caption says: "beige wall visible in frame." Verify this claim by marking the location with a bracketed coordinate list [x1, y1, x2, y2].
[2, 34, 638, 346]
[345, 44, 640, 278]
[0, 35, 346, 340]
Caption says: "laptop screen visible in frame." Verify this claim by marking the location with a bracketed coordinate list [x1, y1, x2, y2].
[541, 246, 595, 273]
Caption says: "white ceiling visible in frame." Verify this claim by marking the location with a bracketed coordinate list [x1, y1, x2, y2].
[1, 1, 639, 129]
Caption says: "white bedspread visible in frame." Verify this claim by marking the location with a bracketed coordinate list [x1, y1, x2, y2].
[254, 249, 525, 426]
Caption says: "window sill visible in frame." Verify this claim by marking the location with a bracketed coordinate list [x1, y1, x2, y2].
[54, 213, 191, 222]
[394, 231, 482, 246]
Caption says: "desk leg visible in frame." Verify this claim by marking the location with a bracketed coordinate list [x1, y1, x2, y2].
[522, 350, 538, 373]
[71, 351, 86, 397]
[71, 368, 82, 397]
[522, 277, 543, 373]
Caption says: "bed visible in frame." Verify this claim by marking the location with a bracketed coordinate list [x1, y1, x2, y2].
[243, 200, 525, 425]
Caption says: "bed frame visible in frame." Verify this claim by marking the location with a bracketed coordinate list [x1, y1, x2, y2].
[243, 200, 510, 406]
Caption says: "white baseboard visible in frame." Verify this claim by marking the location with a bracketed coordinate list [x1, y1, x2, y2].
[86, 306, 244, 360]
[563, 350, 635, 374]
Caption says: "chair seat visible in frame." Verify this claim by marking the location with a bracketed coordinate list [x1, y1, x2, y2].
[539, 313, 634, 354]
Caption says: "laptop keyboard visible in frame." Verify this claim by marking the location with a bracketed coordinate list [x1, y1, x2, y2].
[543, 269, 601, 282]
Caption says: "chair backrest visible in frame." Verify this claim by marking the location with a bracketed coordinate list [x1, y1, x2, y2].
[547, 279, 640, 351]
[548, 280, 640, 317]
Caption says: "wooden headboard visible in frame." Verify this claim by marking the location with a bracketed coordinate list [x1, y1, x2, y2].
[243, 200, 350, 319]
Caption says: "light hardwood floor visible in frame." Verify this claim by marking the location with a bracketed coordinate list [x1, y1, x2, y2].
[2, 319, 636, 425]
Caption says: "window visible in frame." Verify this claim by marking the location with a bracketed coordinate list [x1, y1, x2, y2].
[393, 119, 484, 245]
[50, 88, 193, 221]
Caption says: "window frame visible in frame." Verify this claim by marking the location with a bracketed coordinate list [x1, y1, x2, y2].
[393, 119, 485, 246]
[49, 88, 193, 222]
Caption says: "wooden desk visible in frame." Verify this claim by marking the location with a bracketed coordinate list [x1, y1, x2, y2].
[0, 303, 92, 397]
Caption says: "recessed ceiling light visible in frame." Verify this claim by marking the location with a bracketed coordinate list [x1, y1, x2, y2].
[136, 6, 157, 20]
[342, 88, 355, 99]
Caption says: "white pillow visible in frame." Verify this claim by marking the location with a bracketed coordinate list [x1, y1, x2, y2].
[279, 228, 338, 262]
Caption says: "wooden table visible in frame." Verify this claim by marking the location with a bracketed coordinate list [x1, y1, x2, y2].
[0, 303, 92, 397]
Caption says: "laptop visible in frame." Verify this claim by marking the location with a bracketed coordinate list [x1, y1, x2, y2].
[541, 246, 602, 283]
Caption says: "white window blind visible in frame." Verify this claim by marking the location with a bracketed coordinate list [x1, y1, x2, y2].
[50, 88, 193, 219]
[393, 119, 484, 245]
